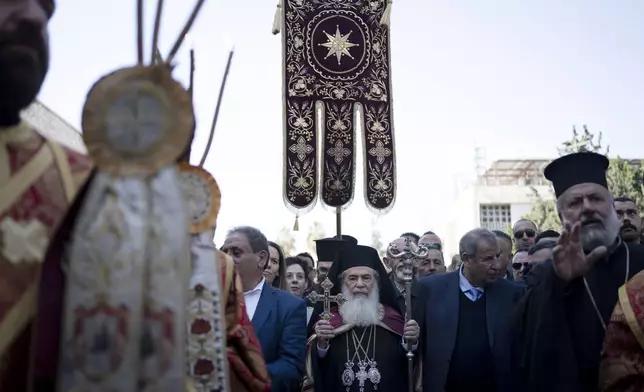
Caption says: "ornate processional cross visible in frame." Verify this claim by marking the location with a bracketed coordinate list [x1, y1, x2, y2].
[356, 362, 369, 391]
[306, 277, 345, 320]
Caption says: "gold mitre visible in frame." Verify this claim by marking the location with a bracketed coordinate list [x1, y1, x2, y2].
[81, 0, 206, 176]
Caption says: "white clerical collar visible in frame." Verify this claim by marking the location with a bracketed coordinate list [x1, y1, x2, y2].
[245, 278, 265, 295]
[459, 265, 485, 293]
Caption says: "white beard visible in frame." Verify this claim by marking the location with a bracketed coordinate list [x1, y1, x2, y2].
[581, 212, 620, 252]
[339, 283, 380, 327]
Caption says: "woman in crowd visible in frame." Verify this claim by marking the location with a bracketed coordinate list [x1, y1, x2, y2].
[448, 254, 463, 271]
[265, 241, 287, 290]
[284, 256, 315, 323]
[296, 252, 317, 284]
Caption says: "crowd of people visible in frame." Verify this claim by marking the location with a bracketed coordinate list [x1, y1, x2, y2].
[214, 152, 644, 392]
[2, 1, 644, 392]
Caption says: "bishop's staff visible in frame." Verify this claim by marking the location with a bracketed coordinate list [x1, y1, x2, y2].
[387, 238, 428, 392]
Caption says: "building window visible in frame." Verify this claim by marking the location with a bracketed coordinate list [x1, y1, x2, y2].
[479, 204, 511, 231]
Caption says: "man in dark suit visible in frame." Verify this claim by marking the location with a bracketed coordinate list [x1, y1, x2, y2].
[413, 228, 524, 392]
[223, 226, 307, 391]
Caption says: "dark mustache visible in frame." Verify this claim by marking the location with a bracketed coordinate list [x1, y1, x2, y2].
[0, 23, 46, 55]
[621, 223, 637, 231]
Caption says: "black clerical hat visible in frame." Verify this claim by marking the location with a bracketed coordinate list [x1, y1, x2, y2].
[544, 152, 610, 198]
[315, 235, 357, 262]
[325, 245, 400, 313]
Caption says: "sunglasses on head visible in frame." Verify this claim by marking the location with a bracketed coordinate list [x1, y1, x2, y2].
[420, 242, 442, 251]
[514, 229, 536, 239]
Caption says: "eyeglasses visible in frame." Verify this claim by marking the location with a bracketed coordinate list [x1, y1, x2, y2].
[419, 242, 442, 251]
[514, 229, 536, 239]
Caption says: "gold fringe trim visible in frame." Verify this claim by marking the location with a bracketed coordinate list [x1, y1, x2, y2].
[379, 0, 392, 26]
[619, 284, 644, 349]
[271, 0, 283, 35]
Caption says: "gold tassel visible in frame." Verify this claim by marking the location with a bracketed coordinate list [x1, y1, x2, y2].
[379, 0, 392, 27]
[293, 215, 299, 231]
[271, 0, 283, 35]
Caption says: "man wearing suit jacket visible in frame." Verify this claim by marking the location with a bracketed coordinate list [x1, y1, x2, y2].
[223, 226, 307, 391]
[413, 228, 524, 392]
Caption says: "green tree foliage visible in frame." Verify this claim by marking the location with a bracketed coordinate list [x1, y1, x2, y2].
[525, 187, 560, 231]
[525, 125, 644, 230]
[275, 226, 296, 256]
[370, 217, 386, 257]
[305, 220, 326, 257]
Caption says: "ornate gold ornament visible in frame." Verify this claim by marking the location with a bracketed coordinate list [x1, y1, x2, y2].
[82, 66, 194, 176]
[179, 162, 221, 234]
[81, 0, 206, 176]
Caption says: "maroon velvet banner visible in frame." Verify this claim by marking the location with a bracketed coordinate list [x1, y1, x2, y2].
[281, 0, 396, 215]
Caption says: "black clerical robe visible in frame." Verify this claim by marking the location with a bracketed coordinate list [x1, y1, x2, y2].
[515, 241, 644, 392]
[303, 305, 414, 392]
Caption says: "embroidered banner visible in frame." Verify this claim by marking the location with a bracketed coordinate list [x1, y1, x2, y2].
[281, 0, 396, 214]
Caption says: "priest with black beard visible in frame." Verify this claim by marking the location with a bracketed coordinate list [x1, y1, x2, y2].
[303, 245, 420, 392]
[515, 152, 644, 392]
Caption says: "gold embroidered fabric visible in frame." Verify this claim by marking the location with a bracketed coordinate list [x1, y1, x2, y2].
[0, 124, 92, 390]
[58, 168, 190, 391]
[186, 229, 229, 392]
[58, 60, 194, 392]
[179, 163, 221, 234]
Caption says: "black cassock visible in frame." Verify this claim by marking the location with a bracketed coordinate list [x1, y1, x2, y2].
[309, 325, 410, 392]
[515, 241, 644, 392]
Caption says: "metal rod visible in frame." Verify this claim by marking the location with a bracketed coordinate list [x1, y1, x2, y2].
[335, 206, 342, 238]
[199, 48, 234, 167]
[150, 0, 165, 64]
[188, 48, 195, 100]
[405, 277, 414, 392]
[166, 0, 206, 64]
[153, 46, 164, 64]
[137, 0, 144, 64]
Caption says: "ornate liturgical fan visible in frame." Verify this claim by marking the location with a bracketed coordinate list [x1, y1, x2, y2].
[179, 162, 221, 234]
[57, 1, 209, 391]
[83, 66, 194, 175]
